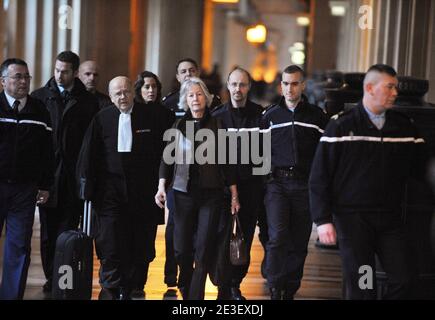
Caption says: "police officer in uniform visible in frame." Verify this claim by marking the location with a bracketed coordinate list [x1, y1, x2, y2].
[309, 64, 423, 299]
[261, 65, 328, 300]
[0, 58, 54, 300]
[162, 58, 221, 118]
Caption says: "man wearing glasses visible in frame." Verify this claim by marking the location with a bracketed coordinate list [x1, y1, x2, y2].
[0, 58, 54, 299]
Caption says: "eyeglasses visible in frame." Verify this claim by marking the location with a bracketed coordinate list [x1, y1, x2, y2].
[3, 74, 32, 81]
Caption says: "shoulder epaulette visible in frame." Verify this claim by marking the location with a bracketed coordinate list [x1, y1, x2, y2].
[330, 109, 352, 120]
[162, 91, 177, 102]
[262, 103, 277, 115]
[211, 103, 225, 114]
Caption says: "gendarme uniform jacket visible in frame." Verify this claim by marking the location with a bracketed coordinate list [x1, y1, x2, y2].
[309, 102, 425, 226]
[0, 92, 54, 190]
[260, 95, 329, 180]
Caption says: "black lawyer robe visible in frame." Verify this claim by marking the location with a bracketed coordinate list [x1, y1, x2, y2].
[77, 103, 165, 225]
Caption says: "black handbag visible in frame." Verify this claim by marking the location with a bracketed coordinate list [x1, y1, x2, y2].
[229, 214, 248, 266]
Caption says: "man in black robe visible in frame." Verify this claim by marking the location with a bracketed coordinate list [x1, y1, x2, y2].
[77, 76, 165, 299]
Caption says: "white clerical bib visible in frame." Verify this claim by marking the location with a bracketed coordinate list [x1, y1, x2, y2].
[117, 112, 132, 152]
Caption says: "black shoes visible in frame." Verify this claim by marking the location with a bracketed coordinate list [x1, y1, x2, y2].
[98, 288, 119, 300]
[118, 288, 131, 300]
[217, 287, 246, 300]
[42, 279, 52, 293]
[282, 289, 294, 300]
[270, 288, 282, 300]
[269, 288, 294, 300]
[230, 287, 246, 300]
[163, 288, 178, 298]
[217, 287, 231, 300]
[130, 288, 145, 299]
[164, 276, 178, 288]
[98, 287, 132, 300]
[179, 287, 189, 300]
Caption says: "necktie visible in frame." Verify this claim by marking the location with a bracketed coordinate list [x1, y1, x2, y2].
[118, 112, 132, 152]
[61, 90, 70, 104]
[12, 100, 20, 113]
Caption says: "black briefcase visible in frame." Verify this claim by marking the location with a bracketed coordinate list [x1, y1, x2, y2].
[51, 201, 94, 300]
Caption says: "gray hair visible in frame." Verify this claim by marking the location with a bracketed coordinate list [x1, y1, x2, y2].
[178, 77, 213, 111]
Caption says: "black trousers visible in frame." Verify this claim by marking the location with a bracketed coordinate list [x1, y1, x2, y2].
[264, 177, 312, 296]
[95, 196, 158, 291]
[164, 188, 178, 287]
[217, 180, 263, 287]
[334, 211, 412, 300]
[173, 188, 222, 300]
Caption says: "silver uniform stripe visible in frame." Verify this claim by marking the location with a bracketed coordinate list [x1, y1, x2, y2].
[19, 120, 52, 131]
[294, 121, 325, 133]
[260, 121, 324, 134]
[0, 117, 18, 124]
[320, 136, 425, 143]
[227, 127, 260, 132]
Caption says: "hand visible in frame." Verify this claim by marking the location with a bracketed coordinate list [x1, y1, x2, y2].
[317, 223, 337, 245]
[231, 196, 241, 215]
[36, 190, 49, 205]
[154, 188, 166, 209]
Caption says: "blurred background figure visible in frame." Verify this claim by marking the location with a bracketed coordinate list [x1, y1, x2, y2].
[78, 60, 112, 110]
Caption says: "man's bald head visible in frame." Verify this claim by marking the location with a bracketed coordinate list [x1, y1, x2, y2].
[109, 76, 134, 112]
[79, 60, 99, 93]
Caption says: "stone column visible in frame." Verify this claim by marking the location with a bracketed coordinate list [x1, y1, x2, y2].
[146, 0, 204, 95]
[309, 0, 340, 73]
[425, 1, 435, 103]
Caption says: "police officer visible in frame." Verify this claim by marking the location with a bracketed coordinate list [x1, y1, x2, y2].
[261, 65, 328, 300]
[0, 58, 54, 299]
[162, 58, 221, 118]
[309, 64, 422, 299]
[211, 67, 264, 300]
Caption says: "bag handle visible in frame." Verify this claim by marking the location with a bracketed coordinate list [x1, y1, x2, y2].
[232, 213, 244, 239]
[82, 200, 92, 236]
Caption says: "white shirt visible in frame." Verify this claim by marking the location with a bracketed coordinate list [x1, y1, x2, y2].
[57, 84, 73, 93]
[4, 91, 27, 112]
[117, 107, 133, 152]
